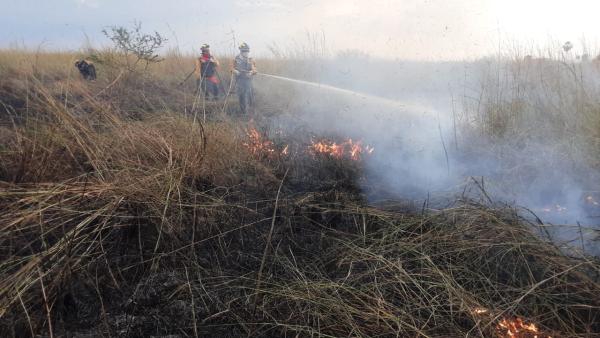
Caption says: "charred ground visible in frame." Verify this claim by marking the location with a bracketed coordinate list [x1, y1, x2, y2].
[1, 51, 600, 337]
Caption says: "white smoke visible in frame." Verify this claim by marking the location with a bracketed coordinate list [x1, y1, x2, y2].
[254, 53, 600, 255]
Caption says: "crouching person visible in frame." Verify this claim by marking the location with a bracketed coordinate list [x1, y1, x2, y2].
[75, 59, 96, 81]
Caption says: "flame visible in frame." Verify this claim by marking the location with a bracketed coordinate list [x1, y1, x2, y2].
[243, 128, 374, 161]
[310, 138, 374, 161]
[243, 127, 287, 158]
[243, 128, 275, 156]
[496, 317, 551, 338]
[468, 308, 551, 338]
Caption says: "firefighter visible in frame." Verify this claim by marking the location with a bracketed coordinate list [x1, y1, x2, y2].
[232, 42, 257, 114]
[75, 59, 96, 81]
[195, 44, 220, 101]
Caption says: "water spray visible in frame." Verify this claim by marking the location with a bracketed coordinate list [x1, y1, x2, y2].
[257, 73, 436, 116]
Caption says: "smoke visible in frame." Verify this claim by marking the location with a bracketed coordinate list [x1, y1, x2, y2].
[254, 53, 600, 254]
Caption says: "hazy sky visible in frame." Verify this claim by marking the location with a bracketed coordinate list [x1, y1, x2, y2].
[1, 0, 599, 59]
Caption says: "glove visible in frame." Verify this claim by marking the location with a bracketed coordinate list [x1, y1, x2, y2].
[233, 69, 240, 75]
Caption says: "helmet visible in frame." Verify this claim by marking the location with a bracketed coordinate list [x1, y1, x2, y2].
[201, 44, 210, 51]
[239, 42, 250, 52]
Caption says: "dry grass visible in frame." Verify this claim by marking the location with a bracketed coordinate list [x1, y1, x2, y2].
[461, 51, 600, 169]
[1, 50, 600, 337]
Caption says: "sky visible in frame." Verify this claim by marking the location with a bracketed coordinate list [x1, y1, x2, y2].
[1, 0, 600, 60]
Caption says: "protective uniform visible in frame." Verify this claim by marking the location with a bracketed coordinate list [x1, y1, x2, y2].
[232, 43, 257, 114]
[195, 44, 220, 100]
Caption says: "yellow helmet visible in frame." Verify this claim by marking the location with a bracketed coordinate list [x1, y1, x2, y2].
[239, 42, 250, 52]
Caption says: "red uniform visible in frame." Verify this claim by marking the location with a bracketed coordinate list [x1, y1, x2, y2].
[195, 53, 220, 100]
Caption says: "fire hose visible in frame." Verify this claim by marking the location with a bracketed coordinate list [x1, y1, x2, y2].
[179, 68, 195, 86]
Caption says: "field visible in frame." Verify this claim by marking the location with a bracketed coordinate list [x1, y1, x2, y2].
[1, 49, 600, 337]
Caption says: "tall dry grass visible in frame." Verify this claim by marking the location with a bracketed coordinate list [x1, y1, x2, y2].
[0, 49, 600, 337]
[461, 47, 600, 168]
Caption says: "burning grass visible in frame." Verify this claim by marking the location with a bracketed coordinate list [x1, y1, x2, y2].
[309, 138, 374, 161]
[1, 51, 600, 337]
[242, 125, 374, 162]
[496, 317, 550, 338]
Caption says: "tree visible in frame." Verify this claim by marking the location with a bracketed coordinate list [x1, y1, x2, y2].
[101, 21, 167, 71]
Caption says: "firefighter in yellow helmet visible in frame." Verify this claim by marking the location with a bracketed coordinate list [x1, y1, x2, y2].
[195, 44, 220, 100]
[232, 42, 257, 114]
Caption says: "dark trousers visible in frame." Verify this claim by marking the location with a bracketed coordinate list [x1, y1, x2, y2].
[197, 78, 219, 100]
[237, 80, 254, 114]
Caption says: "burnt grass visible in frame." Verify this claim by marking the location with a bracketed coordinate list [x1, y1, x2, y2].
[1, 57, 600, 338]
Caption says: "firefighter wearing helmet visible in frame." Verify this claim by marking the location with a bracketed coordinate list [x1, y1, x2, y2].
[232, 42, 257, 114]
[195, 44, 220, 101]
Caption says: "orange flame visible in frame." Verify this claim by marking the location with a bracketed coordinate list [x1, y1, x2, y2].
[309, 138, 374, 161]
[243, 128, 375, 161]
[470, 308, 551, 338]
[243, 128, 275, 156]
[243, 127, 287, 158]
[496, 317, 551, 338]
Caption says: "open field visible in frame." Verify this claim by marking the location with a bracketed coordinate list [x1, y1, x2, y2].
[1, 50, 600, 337]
